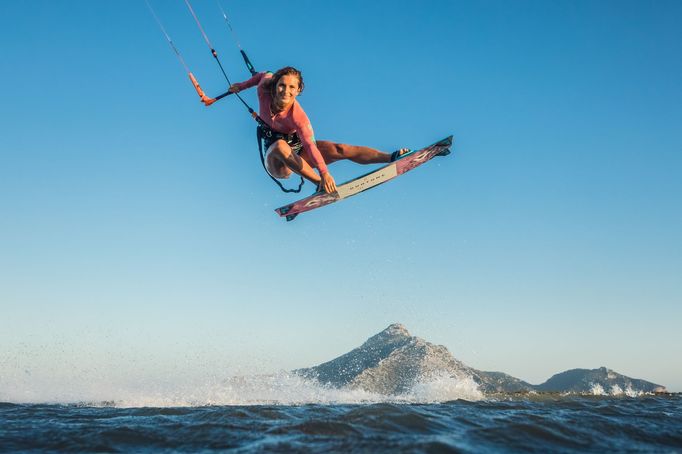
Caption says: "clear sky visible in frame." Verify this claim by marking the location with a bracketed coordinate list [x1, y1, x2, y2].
[1, 0, 681, 400]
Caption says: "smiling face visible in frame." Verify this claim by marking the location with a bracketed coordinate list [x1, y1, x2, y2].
[273, 74, 301, 109]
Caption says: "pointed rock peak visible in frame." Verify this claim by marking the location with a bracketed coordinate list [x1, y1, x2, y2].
[362, 323, 413, 348]
[382, 323, 411, 337]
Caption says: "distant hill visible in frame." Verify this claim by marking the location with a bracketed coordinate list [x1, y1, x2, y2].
[536, 367, 666, 393]
[295, 324, 666, 395]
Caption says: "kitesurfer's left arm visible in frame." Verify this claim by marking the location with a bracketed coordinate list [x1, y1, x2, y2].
[319, 171, 336, 194]
[293, 108, 336, 193]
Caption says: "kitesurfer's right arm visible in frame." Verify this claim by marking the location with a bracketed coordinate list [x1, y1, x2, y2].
[229, 71, 266, 93]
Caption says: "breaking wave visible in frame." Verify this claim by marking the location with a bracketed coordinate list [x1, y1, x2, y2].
[1, 371, 484, 408]
[589, 383, 645, 397]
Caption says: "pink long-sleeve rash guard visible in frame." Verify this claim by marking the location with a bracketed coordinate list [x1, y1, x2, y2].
[232, 72, 328, 175]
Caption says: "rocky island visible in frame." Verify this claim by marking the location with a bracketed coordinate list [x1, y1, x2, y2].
[295, 324, 666, 395]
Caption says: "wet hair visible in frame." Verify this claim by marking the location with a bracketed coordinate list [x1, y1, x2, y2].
[268, 66, 304, 98]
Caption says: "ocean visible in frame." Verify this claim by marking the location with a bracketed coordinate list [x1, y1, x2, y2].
[2, 395, 680, 452]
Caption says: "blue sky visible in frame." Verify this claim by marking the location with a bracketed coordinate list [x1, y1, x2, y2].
[1, 0, 681, 398]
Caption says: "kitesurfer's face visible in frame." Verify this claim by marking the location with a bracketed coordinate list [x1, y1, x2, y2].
[275, 74, 301, 106]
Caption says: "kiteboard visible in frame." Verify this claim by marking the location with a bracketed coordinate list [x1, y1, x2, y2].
[275, 135, 453, 221]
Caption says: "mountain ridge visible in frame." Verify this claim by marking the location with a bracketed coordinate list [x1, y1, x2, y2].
[295, 324, 665, 395]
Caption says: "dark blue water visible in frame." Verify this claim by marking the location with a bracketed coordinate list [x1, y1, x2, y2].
[1, 395, 680, 452]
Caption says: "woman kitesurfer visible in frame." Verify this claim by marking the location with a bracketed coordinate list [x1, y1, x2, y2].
[229, 67, 409, 194]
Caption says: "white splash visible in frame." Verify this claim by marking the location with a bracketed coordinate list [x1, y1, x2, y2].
[610, 384, 623, 396]
[589, 382, 646, 398]
[216, 372, 386, 406]
[113, 371, 484, 407]
[590, 383, 606, 395]
[404, 372, 484, 402]
[624, 385, 643, 398]
[1, 369, 484, 407]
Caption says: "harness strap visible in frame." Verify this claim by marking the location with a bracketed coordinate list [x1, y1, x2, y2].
[257, 125, 304, 194]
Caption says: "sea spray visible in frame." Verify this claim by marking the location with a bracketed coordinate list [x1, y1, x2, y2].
[403, 371, 484, 402]
[1, 368, 486, 407]
[1, 324, 665, 406]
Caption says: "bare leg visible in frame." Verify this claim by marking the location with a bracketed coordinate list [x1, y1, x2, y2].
[267, 140, 322, 185]
[316, 141, 408, 165]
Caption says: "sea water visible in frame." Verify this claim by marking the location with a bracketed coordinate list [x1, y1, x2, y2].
[1, 374, 680, 452]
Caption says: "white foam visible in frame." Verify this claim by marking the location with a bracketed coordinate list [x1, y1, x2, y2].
[624, 385, 643, 398]
[610, 384, 624, 396]
[1, 369, 484, 407]
[590, 383, 606, 395]
[589, 383, 644, 398]
[403, 372, 484, 402]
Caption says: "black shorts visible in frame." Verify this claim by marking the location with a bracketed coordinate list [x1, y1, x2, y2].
[262, 128, 303, 155]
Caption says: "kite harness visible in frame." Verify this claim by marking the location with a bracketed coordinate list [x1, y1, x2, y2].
[145, 0, 305, 193]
